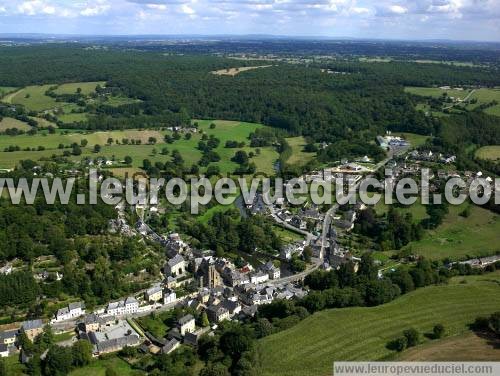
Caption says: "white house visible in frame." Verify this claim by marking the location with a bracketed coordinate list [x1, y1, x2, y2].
[106, 297, 139, 316]
[250, 271, 269, 284]
[54, 302, 85, 322]
[0, 344, 8, 358]
[261, 261, 280, 280]
[163, 289, 177, 305]
[177, 314, 195, 336]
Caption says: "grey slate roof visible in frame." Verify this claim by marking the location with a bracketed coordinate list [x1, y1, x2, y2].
[22, 319, 43, 331]
[178, 314, 194, 326]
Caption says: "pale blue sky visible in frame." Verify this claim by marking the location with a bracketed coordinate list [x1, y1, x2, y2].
[0, 0, 499, 41]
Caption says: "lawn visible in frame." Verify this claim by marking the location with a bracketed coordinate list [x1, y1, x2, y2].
[273, 225, 304, 244]
[136, 311, 174, 339]
[258, 273, 500, 376]
[0, 117, 32, 131]
[395, 132, 431, 148]
[286, 136, 316, 167]
[53, 81, 106, 95]
[69, 356, 142, 376]
[399, 203, 500, 261]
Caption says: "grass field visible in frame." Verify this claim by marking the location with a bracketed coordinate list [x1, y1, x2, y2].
[0, 120, 280, 173]
[396, 132, 431, 148]
[398, 331, 500, 361]
[405, 86, 471, 100]
[69, 356, 142, 376]
[8, 85, 59, 111]
[211, 65, 272, 76]
[475, 145, 500, 161]
[53, 81, 105, 95]
[405, 87, 500, 116]
[399, 203, 500, 261]
[258, 273, 500, 376]
[286, 136, 316, 167]
[0, 117, 32, 131]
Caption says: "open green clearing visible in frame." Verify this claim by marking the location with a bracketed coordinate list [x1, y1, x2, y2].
[0, 86, 18, 98]
[0, 120, 280, 174]
[53, 81, 105, 95]
[396, 132, 431, 148]
[475, 145, 500, 161]
[0, 117, 32, 131]
[286, 136, 316, 167]
[399, 203, 500, 261]
[405, 87, 500, 116]
[8, 85, 59, 111]
[258, 273, 500, 376]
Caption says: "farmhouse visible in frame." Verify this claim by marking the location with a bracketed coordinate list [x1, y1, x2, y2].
[54, 301, 85, 322]
[145, 285, 163, 303]
[177, 314, 195, 336]
[21, 319, 44, 341]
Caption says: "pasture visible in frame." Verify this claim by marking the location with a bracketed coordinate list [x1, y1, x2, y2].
[0, 120, 280, 175]
[286, 136, 316, 167]
[398, 331, 500, 361]
[258, 273, 500, 376]
[398, 203, 500, 261]
[405, 86, 471, 100]
[8, 85, 59, 111]
[52, 81, 105, 95]
[0, 117, 32, 131]
[0, 86, 17, 98]
[211, 65, 272, 76]
[475, 145, 500, 161]
[405, 86, 500, 116]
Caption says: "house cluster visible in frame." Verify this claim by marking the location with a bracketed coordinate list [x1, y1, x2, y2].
[0, 319, 44, 358]
[52, 301, 85, 323]
[79, 317, 141, 355]
[408, 150, 456, 164]
[377, 134, 410, 149]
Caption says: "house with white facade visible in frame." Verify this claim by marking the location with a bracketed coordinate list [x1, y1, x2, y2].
[53, 302, 85, 322]
[106, 297, 139, 316]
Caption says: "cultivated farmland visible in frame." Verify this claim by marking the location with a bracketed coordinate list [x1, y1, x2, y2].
[258, 273, 500, 376]
[475, 145, 500, 161]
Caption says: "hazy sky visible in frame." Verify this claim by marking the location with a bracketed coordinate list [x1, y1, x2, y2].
[0, 0, 499, 41]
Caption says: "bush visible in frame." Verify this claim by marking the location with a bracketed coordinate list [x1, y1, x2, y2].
[395, 336, 408, 352]
[403, 328, 420, 347]
[433, 324, 445, 339]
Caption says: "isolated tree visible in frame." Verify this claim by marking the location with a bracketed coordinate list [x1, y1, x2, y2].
[124, 156, 133, 165]
[72, 144, 82, 156]
[93, 144, 101, 153]
[433, 324, 445, 339]
[107, 138, 113, 145]
[394, 336, 407, 352]
[148, 136, 157, 145]
[403, 328, 420, 347]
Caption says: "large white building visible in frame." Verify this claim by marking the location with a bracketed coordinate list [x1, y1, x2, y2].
[106, 297, 139, 316]
[53, 302, 85, 322]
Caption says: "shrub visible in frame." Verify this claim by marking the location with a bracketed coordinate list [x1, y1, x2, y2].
[433, 324, 445, 339]
[403, 328, 420, 347]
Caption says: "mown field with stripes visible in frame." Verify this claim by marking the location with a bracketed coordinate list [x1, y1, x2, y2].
[258, 272, 500, 376]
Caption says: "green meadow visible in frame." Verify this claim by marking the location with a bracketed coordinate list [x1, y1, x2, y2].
[52, 81, 105, 95]
[0, 120, 280, 175]
[259, 272, 500, 376]
[399, 203, 500, 261]
[0, 117, 32, 131]
[286, 136, 316, 167]
[475, 145, 500, 161]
